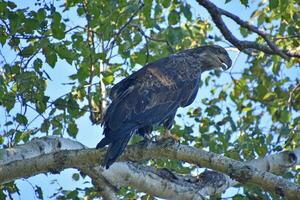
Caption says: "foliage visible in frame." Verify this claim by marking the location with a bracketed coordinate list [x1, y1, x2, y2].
[0, 0, 299, 199]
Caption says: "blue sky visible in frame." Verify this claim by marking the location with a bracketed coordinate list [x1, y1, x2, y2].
[0, 0, 284, 199]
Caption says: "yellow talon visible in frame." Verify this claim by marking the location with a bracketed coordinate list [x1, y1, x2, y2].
[162, 129, 180, 141]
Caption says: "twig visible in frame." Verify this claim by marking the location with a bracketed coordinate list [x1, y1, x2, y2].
[106, 0, 144, 52]
[288, 82, 300, 111]
[132, 25, 174, 53]
[82, 0, 99, 124]
[98, 60, 107, 122]
[219, 8, 288, 59]
[196, 0, 299, 59]
[0, 50, 8, 64]
[274, 34, 300, 41]
[144, 35, 150, 64]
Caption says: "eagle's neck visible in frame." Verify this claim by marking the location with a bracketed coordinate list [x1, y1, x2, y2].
[170, 52, 203, 80]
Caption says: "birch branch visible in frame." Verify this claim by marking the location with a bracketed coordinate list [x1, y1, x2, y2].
[1, 137, 300, 199]
[81, 166, 118, 200]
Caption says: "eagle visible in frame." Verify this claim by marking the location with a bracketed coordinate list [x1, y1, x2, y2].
[96, 45, 232, 169]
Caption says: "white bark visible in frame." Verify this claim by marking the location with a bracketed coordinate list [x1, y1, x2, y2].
[247, 149, 299, 174]
[0, 137, 299, 199]
[0, 136, 85, 165]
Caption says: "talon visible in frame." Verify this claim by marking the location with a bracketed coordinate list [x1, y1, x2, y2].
[144, 132, 152, 140]
[159, 129, 180, 141]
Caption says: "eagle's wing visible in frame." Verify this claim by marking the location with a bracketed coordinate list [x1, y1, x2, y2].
[109, 66, 147, 101]
[180, 77, 201, 107]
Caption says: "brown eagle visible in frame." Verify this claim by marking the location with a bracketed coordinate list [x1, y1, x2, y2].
[96, 45, 232, 169]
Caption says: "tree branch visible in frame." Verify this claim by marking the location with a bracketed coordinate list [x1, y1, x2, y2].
[1, 137, 300, 199]
[98, 162, 223, 199]
[196, 0, 300, 59]
[81, 166, 118, 200]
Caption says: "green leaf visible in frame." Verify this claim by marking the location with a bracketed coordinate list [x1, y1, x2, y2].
[44, 49, 57, 68]
[262, 92, 276, 101]
[2, 92, 16, 111]
[102, 75, 115, 85]
[162, 0, 171, 8]
[36, 9, 46, 22]
[36, 96, 48, 113]
[77, 66, 89, 82]
[16, 113, 28, 125]
[7, 1, 17, 9]
[181, 4, 192, 21]
[205, 105, 221, 116]
[67, 121, 78, 138]
[52, 11, 62, 23]
[72, 173, 80, 181]
[242, 107, 252, 113]
[240, 0, 249, 7]
[41, 119, 50, 133]
[23, 19, 39, 33]
[20, 45, 36, 57]
[269, 0, 279, 9]
[51, 23, 66, 39]
[257, 14, 265, 26]
[56, 45, 74, 64]
[279, 0, 289, 12]
[131, 49, 147, 65]
[33, 58, 43, 71]
[167, 27, 183, 44]
[255, 144, 267, 156]
[233, 194, 246, 200]
[4, 121, 13, 126]
[14, 131, 22, 143]
[66, 190, 78, 199]
[67, 96, 81, 118]
[21, 130, 32, 142]
[77, 7, 85, 16]
[54, 98, 66, 110]
[272, 62, 280, 75]
[280, 109, 291, 123]
[256, 84, 268, 99]
[168, 10, 180, 25]
[240, 27, 249, 37]
[0, 27, 7, 46]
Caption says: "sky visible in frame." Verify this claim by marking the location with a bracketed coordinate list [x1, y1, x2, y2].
[0, 0, 286, 199]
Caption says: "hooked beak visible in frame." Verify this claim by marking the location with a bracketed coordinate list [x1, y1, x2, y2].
[218, 55, 232, 71]
[221, 62, 230, 71]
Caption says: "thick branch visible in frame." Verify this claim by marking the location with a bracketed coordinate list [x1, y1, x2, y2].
[1, 137, 300, 199]
[97, 162, 226, 199]
[0, 138, 220, 199]
[126, 140, 300, 198]
[196, 0, 300, 59]
[82, 167, 118, 200]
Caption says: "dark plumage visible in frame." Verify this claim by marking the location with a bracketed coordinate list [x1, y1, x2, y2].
[96, 45, 232, 169]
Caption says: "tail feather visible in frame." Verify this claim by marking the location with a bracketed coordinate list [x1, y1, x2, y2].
[103, 132, 133, 169]
[96, 136, 110, 149]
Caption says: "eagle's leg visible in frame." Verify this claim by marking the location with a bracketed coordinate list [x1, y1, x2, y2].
[161, 112, 180, 141]
[137, 125, 153, 140]
[162, 129, 179, 141]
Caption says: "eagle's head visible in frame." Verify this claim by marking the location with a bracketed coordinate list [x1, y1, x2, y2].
[193, 45, 232, 71]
